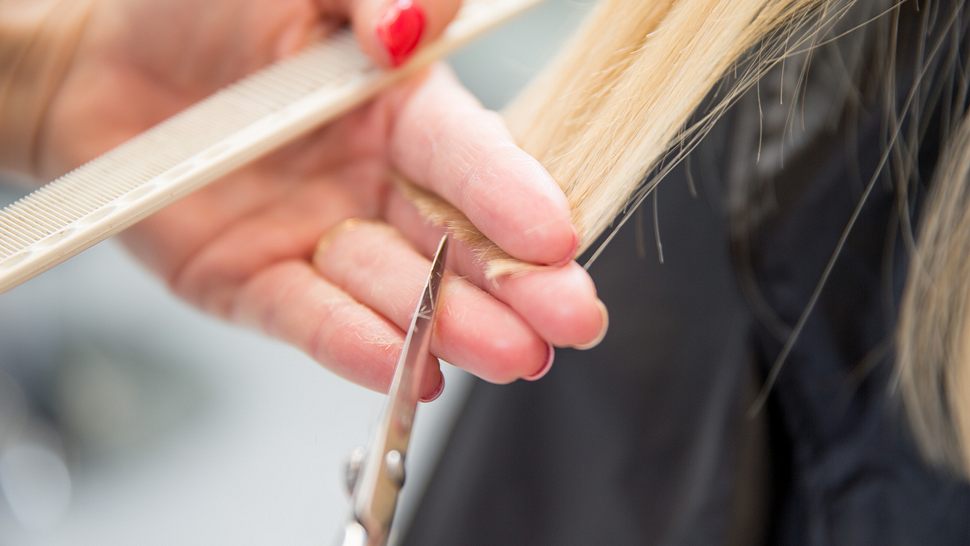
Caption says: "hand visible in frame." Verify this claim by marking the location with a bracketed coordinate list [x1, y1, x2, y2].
[38, 0, 608, 398]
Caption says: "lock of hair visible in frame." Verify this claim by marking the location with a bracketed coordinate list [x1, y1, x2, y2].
[0, 0, 539, 293]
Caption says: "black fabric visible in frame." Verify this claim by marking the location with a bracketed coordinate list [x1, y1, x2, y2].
[405, 136, 766, 545]
[403, 2, 970, 544]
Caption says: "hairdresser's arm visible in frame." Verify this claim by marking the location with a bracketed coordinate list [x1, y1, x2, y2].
[17, 0, 608, 397]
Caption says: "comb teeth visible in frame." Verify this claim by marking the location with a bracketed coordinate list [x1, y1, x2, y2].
[0, 31, 367, 259]
[0, 0, 540, 292]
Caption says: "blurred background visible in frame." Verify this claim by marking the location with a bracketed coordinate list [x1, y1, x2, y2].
[0, 1, 590, 544]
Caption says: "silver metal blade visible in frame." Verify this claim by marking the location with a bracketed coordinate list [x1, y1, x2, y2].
[351, 235, 449, 544]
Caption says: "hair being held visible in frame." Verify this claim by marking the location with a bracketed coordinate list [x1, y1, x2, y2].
[401, 0, 970, 477]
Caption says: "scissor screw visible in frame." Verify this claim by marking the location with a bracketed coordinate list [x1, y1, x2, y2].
[385, 450, 406, 488]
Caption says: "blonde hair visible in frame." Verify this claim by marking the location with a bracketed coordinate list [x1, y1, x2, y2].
[0, 0, 95, 177]
[403, 0, 844, 275]
[898, 111, 970, 476]
[404, 0, 970, 477]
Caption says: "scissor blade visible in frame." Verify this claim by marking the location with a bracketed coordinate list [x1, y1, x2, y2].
[352, 234, 449, 541]
[388, 234, 449, 427]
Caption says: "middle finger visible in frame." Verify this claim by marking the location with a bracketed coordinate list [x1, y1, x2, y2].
[312, 219, 550, 383]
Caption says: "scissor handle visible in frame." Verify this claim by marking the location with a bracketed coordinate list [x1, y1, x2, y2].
[338, 521, 369, 546]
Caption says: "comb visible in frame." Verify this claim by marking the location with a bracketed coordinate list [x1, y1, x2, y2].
[0, 0, 539, 293]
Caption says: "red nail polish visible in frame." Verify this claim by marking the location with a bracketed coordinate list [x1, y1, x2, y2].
[421, 374, 445, 403]
[376, 0, 426, 67]
[525, 344, 555, 381]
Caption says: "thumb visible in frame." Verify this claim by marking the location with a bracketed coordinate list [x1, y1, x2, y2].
[321, 0, 462, 68]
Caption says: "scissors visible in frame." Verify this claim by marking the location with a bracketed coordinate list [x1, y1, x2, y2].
[338, 234, 449, 546]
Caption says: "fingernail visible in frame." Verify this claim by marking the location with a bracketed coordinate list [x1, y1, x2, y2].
[313, 218, 364, 265]
[420, 373, 445, 402]
[573, 300, 609, 350]
[376, 0, 426, 67]
[551, 228, 581, 267]
[525, 344, 555, 381]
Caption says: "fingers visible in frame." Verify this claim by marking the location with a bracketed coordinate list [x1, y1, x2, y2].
[169, 173, 378, 318]
[381, 67, 579, 266]
[231, 259, 444, 399]
[317, 0, 461, 67]
[313, 219, 552, 383]
[384, 185, 608, 349]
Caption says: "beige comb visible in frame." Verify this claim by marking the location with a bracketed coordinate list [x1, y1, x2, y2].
[0, 0, 539, 293]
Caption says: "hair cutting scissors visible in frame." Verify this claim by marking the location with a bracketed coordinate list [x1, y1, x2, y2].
[337, 234, 449, 546]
